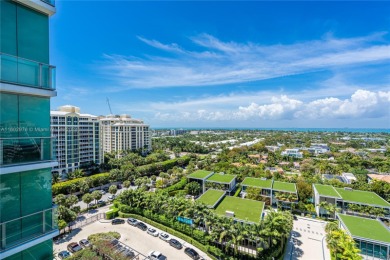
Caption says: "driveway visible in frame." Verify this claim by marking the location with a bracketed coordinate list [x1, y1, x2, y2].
[54, 218, 210, 260]
[284, 217, 331, 260]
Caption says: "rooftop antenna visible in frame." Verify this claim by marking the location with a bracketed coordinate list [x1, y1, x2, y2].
[106, 97, 113, 114]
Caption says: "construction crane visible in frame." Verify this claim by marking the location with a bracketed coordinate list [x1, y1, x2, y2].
[106, 97, 113, 114]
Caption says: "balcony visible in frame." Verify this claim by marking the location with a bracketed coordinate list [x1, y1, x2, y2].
[0, 137, 56, 166]
[0, 206, 58, 253]
[0, 53, 56, 90]
[41, 0, 55, 6]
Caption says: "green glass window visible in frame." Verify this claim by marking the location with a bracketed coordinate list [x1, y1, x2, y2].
[0, 1, 17, 56]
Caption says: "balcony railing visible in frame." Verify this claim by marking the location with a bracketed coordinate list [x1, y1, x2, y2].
[0, 206, 58, 252]
[41, 0, 55, 7]
[0, 53, 56, 90]
[0, 137, 56, 166]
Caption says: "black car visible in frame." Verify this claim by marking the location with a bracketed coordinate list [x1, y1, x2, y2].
[184, 247, 200, 259]
[169, 238, 183, 249]
[136, 221, 147, 231]
[67, 242, 82, 253]
[111, 218, 125, 225]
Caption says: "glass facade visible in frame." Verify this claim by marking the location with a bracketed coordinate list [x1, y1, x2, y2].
[0, 0, 57, 259]
[355, 239, 389, 260]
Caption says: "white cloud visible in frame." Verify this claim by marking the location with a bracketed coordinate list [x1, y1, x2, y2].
[150, 89, 390, 122]
[101, 32, 390, 89]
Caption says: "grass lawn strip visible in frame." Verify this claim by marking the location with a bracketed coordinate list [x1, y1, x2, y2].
[214, 196, 264, 223]
[273, 181, 297, 193]
[187, 170, 213, 180]
[335, 188, 390, 207]
[206, 173, 236, 184]
[338, 214, 390, 243]
[313, 184, 341, 198]
[197, 189, 226, 208]
[241, 177, 272, 189]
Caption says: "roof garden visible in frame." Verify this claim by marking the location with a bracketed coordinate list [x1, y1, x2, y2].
[335, 188, 390, 207]
[273, 181, 297, 193]
[206, 173, 236, 184]
[338, 214, 390, 244]
[241, 177, 272, 189]
[187, 170, 213, 180]
[214, 196, 264, 223]
[314, 184, 341, 198]
[196, 189, 225, 208]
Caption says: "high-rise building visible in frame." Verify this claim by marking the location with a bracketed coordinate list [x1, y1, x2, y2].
[51, 105, 102, 177]
[0, 0, 58, 259]
[100, 114, 151, 156]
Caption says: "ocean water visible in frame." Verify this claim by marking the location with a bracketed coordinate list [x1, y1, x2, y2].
[154, 127, 390, 133]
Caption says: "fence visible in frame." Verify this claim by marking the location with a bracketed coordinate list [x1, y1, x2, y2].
[69, 213, 105, 230]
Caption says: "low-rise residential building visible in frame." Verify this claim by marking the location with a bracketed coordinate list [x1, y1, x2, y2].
[51, 105, 102, 176]
[281, 148, 303, 158]
[337, 214, 390, 260]
[368, 174, 390, 184]
[341, 172, 357, 184]
[313, 184, 390, 218]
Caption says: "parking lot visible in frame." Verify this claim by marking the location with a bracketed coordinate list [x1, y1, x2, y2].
[54, 218, 210, 260]
[284, 217, 331, 260]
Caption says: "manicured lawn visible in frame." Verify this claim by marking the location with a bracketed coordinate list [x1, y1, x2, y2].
[187, 170, 213, 179]
[206, 173, 236, 184]
[215, 196, 264, 223]
[241, 177, 272, 189]
[338, 214, 390, 243]
[197, 189, 225, 208]
[273, 181, 297, 193]
[314, 184, 341, 198]
[335, 188, 390, 207]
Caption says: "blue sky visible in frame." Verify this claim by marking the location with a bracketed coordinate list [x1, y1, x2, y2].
[50, 1, 390, 128]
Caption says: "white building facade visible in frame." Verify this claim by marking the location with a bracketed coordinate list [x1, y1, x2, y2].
[100, 114, 151, 156]
[51, 105, 102, 176]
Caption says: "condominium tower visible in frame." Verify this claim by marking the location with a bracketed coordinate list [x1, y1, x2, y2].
[51, 105, 102, 177]
[0, 0, 58, 259]
[100, 114, 151, 156]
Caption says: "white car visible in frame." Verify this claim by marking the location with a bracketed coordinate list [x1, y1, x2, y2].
[159, 232, 169, 241]
[108, 195, 115, 201]
[147, 228, 159, 237]
[148, 251, 167, 260]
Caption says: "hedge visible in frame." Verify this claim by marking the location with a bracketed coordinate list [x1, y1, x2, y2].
[117, 212, 217, 260]
[162, 177, 188, 193]
[234, 184, 242, 197]
[105, 208, 119, 219]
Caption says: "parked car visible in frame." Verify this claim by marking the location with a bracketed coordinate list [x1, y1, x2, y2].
[184, 247, 200, 259]
[147, 228, 159, 237]
[111, 218, 125, 225]
[100, 190, 106, 195]
[67, 242, 82, 253]
[127, 218, 138, 226]
[169, 238, 183, 249]
[159, 232, 169, 241]
[97, 200, 105, 205]
[79, 239, 91, 248]
[136, 222, 147, 231]
[103, 187, 109, 192]
[58, 251, 71, 259]
[108, 195, 116, 201]
[148, 250, 167, 260]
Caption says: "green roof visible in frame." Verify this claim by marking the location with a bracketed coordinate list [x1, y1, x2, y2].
[314, 184, 341, 198]
[338, 214, 390, 244]
[206, 173, 236, 184]
[273, 181, 297, 193]
[197, 189, 225, 208]
[241, 177, 272, 189]
[187, 170, 213, 180]
[335, 188, 390, 207]
[214, 196, 264, 223]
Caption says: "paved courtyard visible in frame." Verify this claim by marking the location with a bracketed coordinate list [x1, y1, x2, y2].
[284, 217, 331, 260]
[54, 218, 210, 260]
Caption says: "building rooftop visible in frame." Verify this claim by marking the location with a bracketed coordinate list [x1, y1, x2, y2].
[368, 174, 390, 184]
[214, 196, 264, 223]
[273, 181, 297, 193]
[338, 214, 390, 244]
[313, 184, 342, 198]
[206, 173, 236, 184]
[187, 170, 213, 180]
[334, 187, 390, 207]
[196, 189, 225, 208]
[241, 177, 273, 189]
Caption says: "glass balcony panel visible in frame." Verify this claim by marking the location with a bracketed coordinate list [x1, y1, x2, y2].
[0, 207, 58, 252]
[40, 0, 55, 6]
[0, 53, 55, 90]
[0, 137, 55, 166]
